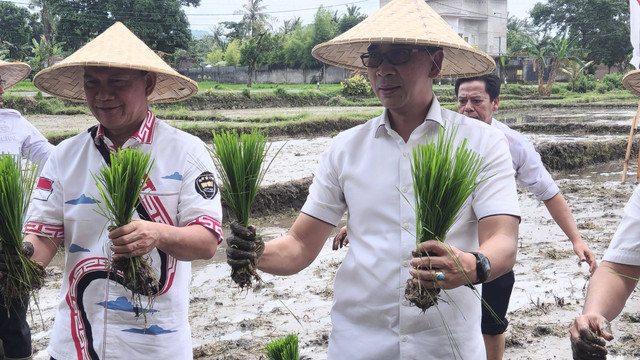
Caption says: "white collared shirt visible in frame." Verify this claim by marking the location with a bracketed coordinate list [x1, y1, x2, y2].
[603, 185, 640, 266]
[491, 119, 560, 201]
[0, 108, 53, 165]
[302, 96, 520, 359]
[25, 111, 223, 360]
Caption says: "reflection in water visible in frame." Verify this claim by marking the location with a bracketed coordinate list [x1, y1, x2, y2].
[495, 108, 637, 126]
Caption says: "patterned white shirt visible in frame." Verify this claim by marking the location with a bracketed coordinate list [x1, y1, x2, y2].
[301, 96, 520, 359]
[603, 185, 640, 266]
[25, 110, 223, 360]
[492, 119, 560, 201]
[0, 108, 53, 164]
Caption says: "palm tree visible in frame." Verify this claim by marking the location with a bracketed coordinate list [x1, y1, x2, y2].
[237, 0, 273, 87]
[523, 34, 550, 96]
[543, 33, 584, 96]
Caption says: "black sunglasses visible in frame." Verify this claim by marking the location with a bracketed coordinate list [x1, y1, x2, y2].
[360, 47, 439, 68]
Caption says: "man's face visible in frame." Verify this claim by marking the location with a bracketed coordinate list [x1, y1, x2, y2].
[83, 67, 156, 136]
[456, 80, 499, 124]
[366, 44, 443, 115]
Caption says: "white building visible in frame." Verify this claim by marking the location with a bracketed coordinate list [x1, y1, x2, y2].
[379, 0, 508, 56]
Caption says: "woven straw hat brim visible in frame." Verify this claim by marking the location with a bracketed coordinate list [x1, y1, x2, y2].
[623, 69, 640, 97]
[312, 0, 495, 77]
[0, 61, 31, 89]
[33, 22, 197, 104]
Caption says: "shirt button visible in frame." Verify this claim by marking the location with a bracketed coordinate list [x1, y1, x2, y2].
[402, 261, 409, 267]
[403, 151, 409, 157]
[402, 336, 409, 342]
[401, 186, 408, 193]
[402, 223, 409, 230]
[402, 300, 410, 306]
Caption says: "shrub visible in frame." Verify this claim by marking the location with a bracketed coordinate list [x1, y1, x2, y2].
[242, 88, 251, 98]
[574, 74, 597, 93]
[600, 73, 624, 92]
[341, 73, 371, 96]
[274, 87, 287, 97]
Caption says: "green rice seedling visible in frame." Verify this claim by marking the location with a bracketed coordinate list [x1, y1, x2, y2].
[404, 126, 488, 312]
[0, 154, 46, 310]
[210, 129, 278, 289]
[265, 334, 299, 360]
[92, 148, 156, 317]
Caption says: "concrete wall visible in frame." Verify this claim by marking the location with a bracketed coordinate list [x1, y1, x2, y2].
[180, 65, 352, 84]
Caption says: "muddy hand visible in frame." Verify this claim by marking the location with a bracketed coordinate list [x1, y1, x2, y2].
[0, 242, 34, 272]
[570, 319, 611, 360]
[226, 221, 263, 267]
[332, 226, 348, 250]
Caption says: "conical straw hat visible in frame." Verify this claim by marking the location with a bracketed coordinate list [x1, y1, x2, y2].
[33, 22, 197, 103]
[0, 60, 31, 90]
[623, 69, 640, 97]
[312, 0, 495, 77]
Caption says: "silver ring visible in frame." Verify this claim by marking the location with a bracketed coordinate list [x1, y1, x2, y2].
[435, 271, 445, 281]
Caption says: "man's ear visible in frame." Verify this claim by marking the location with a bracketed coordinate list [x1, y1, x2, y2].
[492, 96, 500, 112]
[429, 50, 444, 78]
[145, 72, 158, 97]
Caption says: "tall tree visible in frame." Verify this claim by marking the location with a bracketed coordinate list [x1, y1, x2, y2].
[41, 0, 199, 54]
[530, 0, 630, 69]
[337, 5, 367, 34]
[236, 0, 273, 87]
[0, 2, 41, 60]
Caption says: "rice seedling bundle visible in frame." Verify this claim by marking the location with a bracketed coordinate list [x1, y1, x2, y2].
[210, 129, 274, 289]
[404, 126, 487, 312]
[0, 154, 45, 309]
[265, 334, 299, 360]
[92, 148, 157, 315]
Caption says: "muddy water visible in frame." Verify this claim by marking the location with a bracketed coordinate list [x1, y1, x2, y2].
[496, 107, 638, 126]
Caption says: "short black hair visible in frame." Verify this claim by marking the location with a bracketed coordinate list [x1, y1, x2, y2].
[454, 74, 501, 102]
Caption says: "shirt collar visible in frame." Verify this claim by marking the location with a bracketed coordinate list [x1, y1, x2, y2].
[373, 95, 445, 138]
[94, 109, 157, 150]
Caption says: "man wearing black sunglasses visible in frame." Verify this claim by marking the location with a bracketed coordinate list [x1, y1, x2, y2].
[227, 0, 520, 358]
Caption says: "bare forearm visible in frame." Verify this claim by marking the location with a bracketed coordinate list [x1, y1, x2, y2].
[257, 213, 333, 276]
[156, 224, 218, 261]
[477, 215, 519, 281]
[582, 261, 640, 321]
[23, 234, 60, 267]
[544, 193, 582, 243]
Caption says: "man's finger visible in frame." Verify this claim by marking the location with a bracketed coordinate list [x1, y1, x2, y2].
[230, 221, 255, 240]
[332, 232, 346, 250]
[226, 236, 258, 251]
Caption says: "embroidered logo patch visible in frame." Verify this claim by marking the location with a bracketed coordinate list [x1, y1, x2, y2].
[195, 172, 218, 200]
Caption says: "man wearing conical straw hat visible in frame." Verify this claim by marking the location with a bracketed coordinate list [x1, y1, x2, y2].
[0, 60, 52, 360]
[226, 0, 520, 358]
[569, 69, 640, 359]
[20, 22, 223, 359]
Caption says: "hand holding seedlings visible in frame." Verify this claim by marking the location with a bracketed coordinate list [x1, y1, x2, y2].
[226, 221, 264, 285]
[108, 220, 162, 260]
[0, 242, 34, 272]
[569, 316, 611, 360]
[409, 240, 476, 290]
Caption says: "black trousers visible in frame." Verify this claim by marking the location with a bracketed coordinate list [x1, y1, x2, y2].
[0, 297, 31, 358]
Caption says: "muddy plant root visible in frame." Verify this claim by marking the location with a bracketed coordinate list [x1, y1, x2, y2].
[231, 263, 262, 289]
[404, 279, 441, 313]
[113, 257, 159, 314]
[0, 247, 46, 310]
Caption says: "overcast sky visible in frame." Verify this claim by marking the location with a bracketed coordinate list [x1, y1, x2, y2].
[185, 0, 544, 32]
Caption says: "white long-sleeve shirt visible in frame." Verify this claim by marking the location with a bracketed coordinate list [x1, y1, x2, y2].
[0, 108, 53, 165]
